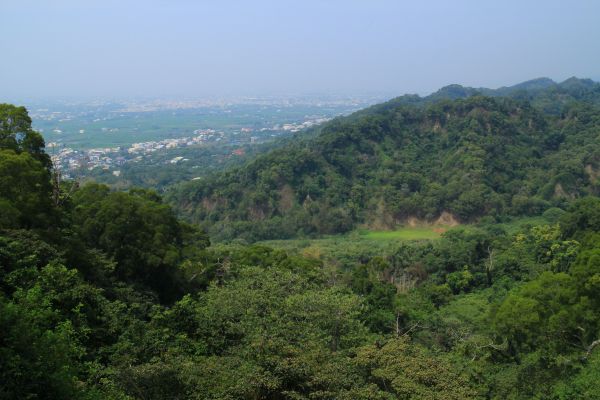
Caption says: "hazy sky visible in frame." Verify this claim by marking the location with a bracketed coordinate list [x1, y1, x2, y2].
[1, 0, 599, 98]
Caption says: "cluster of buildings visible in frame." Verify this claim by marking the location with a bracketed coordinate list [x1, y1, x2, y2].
[48, 129, 225, 175]
[275, 117, 331, 133]
[49, 145, 125, 176]
[127, 129, 222, 154]
[47, 116, 333, 178]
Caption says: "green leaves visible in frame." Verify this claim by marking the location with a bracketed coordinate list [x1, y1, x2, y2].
[494, 271, 583, 356]
[353, 337, 478, 399]
[0, 264, 92, 399]
[0, 150, 53, 229]
[0, 103, 51, 169]
[0, 104, 55, 231]
[71, 183, 208, 300]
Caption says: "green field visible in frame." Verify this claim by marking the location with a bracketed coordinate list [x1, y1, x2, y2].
[358, 227, 444, 240]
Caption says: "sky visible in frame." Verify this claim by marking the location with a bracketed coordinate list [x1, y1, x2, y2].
[1, 0, 599, 99]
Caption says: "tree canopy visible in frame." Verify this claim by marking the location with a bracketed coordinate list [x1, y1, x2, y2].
[2, 89, 600, 399]
[171, 94, 600, 242]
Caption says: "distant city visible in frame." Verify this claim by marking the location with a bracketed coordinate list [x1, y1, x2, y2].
[47, 116, 332, 179]
[26, 94, 389, 180]
[20, 95, 388, 178]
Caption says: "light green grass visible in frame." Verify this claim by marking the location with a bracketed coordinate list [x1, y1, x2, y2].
[359, 227, 443, 240]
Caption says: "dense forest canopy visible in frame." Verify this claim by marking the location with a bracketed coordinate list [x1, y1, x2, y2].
[170, 78, 600, 242]
[1, 77, 600, 399]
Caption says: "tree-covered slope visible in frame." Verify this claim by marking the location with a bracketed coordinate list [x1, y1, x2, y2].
[3, 102, 600, 399]
[170, 94, 600, 241]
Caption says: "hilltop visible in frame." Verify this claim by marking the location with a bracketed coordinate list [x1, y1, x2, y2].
[430, 76, 600, 113]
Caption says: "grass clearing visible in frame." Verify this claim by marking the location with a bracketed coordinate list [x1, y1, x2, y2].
[358, 226, 444, 240]
[256, 213, 560, 268]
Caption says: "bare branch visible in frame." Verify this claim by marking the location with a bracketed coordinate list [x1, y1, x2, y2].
[584, 339, 600, 360]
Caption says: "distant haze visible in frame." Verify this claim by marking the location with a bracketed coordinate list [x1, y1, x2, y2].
[1, 0, 599, 99]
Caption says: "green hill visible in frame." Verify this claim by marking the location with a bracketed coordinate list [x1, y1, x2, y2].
[170, 81, 600, 242]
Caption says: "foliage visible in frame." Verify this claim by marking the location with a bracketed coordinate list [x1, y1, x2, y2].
[171, 93, 600, 241]
[0, 103, 54, 230]
[2, 94, 600, 399]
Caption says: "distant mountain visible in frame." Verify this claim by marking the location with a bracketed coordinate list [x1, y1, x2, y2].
[169, 79, 600, 242]
[412, 77, 563, 101]
[345, 77, 600, 121]
[428, 84, 482, 101]
[493, 77, 556, 95]
[424, 77, 600, 114]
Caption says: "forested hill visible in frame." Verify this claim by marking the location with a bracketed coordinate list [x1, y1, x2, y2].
[337, 76, 600, 119]
[170, 84, 600, 242]
[3, 99, 600, 398]
[428, 76, 600, 113]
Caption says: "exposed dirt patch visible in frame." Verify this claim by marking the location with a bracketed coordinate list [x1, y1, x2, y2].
[406, 217, 419, 228]
[202, 197, 218, 211]
[248, 206, 266, 221]
[278, 185, 295, 213]
[585, 164, 599, 184]
[367, 211, 459, 230]
[554, 183, 574, 199]
[435, 211, 459, 226]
